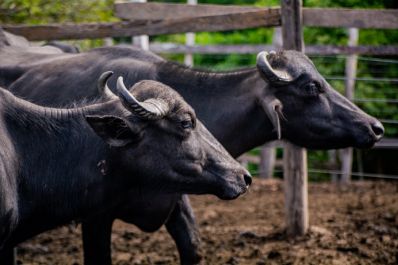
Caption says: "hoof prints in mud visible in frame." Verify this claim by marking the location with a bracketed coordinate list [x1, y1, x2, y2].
[17, 180, 398, 265]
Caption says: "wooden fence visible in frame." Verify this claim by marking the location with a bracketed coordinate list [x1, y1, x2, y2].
[2, 0, 398, 237]
[3, 5, 398, 41]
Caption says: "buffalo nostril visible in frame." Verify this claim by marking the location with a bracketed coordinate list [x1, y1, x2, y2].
[244, 174, 252, 187]
[371, 121, 384, 139]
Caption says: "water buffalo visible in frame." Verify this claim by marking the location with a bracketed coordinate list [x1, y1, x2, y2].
[0, 44, 383, 264]
[0, 75, 250, 263]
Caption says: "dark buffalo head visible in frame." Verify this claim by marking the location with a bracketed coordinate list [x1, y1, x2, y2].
[87, 73, 251, 200]
[256, 50, 384, 149]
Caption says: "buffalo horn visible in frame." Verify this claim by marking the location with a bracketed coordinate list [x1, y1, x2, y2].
[97, 71, 115, 99]
[116, 76, 169, 120]
[256, 51, 294, 85]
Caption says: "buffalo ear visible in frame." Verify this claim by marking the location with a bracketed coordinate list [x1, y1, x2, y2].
[259, 95, 284, 140]
[85, 115, 139, 147]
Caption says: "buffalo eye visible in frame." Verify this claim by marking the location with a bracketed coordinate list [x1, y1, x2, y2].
[181, 119, 194, 129]
[304, 81, 323, 96]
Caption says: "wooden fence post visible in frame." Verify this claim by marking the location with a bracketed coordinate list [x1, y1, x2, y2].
[184, 0, 197, 66]
[259, 28, 281, 179]
[259, 144, 276, 178]
[130, 0, 149, 50]
[340, 27, 358, 184]
[283, 144, 308, 235]
[103, 37, 113, 46]
[328, 150, 338, 182]
[281, 0, 309, 237]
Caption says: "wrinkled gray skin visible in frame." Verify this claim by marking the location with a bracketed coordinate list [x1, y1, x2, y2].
[0, 79, 249, 263]
[0, 43, 383, 264]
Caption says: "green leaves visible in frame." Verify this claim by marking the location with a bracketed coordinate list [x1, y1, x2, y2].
[0, 0, 115, 24]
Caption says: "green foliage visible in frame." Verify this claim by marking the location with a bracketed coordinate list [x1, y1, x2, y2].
[0, 0, 116, 49]
[304, 0, 387, 8]
[360, 29, 398, 45]
[0, 0, 115, 24]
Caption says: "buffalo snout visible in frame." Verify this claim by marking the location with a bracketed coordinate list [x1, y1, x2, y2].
[352, 111, 385, 148]
[216, 167, 252, 200]
[370, 119, 384, 141]
[243, 173, 252, 187]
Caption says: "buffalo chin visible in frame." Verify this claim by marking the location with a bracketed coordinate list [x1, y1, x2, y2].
[354, 137, 378, 149]
[290, 134, 379, 150]
[216, 186, 247, 200]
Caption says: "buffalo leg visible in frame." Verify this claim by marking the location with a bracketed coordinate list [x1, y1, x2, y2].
[166, 195, 202, 265]
[82, 217, 114, 265]
[0, 247, 16, 265]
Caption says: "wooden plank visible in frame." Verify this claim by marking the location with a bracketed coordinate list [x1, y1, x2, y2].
[283, 143, 308, 236]
[340, 28, 359, 185]
[340, 148, 353, 184]
[345, 28, 359, 101]
[263, 140, 285, 149]
[149, 43, 398, 55]
[281, 0, 309, 237]
[130, 0, 149, 50]
[115, 3, 398, 29]
[258, 28, 281, 179]
[3, 7, 398, 41]
[374, 138, 398, 149]
[328, 150, 338, 183]
[282, 0, 303, 51]
[237, 154, 283, 168]
[238, 154, 260, 164]
[184, 0, 197, 66]
[259, 147, 276, 179]
[149, 43, 274, 54]
[303, 8, 398, 29]
[185, 31, 195, 66]
[305, 45, 398, 55]
[115, 2, 259, 21]
[2, 9, 281, 41]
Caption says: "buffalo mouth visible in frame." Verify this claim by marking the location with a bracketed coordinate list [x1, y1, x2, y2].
[171, 166, 252, 199]
[353, 128, 383, 149]
[203, 167, 252, 200]
[217, 188, 247, 200]
[289, 126, 383, 150]
[215, 176, 251, 200]
[344, 119, 384, 149]
[354, 135, 380, 149]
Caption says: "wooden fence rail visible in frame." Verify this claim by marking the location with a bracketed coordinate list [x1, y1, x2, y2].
[240, 137, 398, 168]
[149, 43, 398, 55]
[115, 2, 398, 29]
[303, 8, 398, 29]
[2, 9, 280, 41]
[115, 2, 259, 20]
[2, 6, 398, 41]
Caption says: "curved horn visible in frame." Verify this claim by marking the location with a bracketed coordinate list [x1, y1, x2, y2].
[116, 76, 169, 120]
[97, 71, 115, 99]
[256, 51, 294, 85]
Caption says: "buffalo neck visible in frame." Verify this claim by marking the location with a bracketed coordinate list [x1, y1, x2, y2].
[0, 89, 125, 244]
[155, 62, 276, 157]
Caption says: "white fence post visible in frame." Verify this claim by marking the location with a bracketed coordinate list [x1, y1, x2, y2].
[184, 0, 197, 66]
[340, 27, 358, 184]
[259, 27, 281, 179]
[130, 0, 149, 50]
[103, 37, 113, 46]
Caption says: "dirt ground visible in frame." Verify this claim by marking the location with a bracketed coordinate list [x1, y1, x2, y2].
[16, 179, 398, 265]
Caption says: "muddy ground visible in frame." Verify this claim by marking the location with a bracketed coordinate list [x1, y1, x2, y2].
[17, 180, 398, 265]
